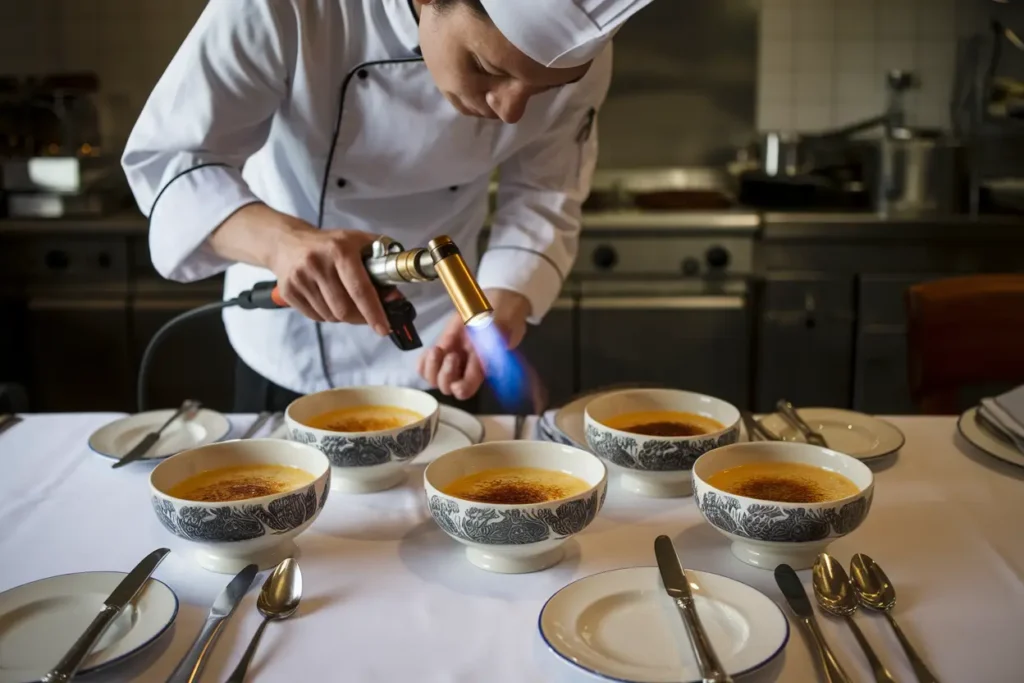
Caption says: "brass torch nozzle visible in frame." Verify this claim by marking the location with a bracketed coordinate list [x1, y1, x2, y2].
[427, 236, 493, 327]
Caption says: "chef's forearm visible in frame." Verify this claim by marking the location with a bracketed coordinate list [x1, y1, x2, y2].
[206, 203, 311, 271]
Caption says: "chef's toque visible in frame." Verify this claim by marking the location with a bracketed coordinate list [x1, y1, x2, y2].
[479, 0, 656, 68]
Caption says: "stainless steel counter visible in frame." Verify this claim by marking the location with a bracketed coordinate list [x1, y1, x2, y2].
[1, 209, 1021, 242]
[762, 211, 1024, 241]
[0, 213, 147, 235]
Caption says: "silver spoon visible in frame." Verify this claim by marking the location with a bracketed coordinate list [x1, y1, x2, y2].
[850, 554, 939, 683]
[813, 553, 896, 683]
[224, 558, 303, 683]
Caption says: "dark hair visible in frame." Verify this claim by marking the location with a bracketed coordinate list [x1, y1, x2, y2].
[433, 0, 489, 18]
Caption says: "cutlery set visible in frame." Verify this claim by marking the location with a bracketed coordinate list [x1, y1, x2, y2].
[776, 554, 938, 683]
[112, 406, 285, 469]
[43, 550, 302, 683]
[741, 399, 831, 446]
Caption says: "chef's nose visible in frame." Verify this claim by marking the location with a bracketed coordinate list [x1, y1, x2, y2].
[486, 83, 529, 124]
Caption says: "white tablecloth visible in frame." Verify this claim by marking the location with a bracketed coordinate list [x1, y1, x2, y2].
[1, 414, 1022, 683]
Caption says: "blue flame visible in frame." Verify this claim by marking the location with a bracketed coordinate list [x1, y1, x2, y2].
[468, 321, 532, 412]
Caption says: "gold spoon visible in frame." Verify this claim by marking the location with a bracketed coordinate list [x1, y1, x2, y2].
[813, 553, 896, 682]
[225, 559, 303, 683]
[850, 554, 938, 683]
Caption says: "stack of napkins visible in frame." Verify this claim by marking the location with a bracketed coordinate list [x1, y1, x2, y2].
[980, 385, 1024, 452]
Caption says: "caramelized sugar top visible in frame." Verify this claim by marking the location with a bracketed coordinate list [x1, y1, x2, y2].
[442, 467, 590, 505]
[304, 405, 423, 433]
[168, 464, 315, 502]
[602, 410, 724, 437]
[706, 461, 859, 503]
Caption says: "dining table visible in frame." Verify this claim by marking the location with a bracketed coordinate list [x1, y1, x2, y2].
[1, 413, 1022, 683]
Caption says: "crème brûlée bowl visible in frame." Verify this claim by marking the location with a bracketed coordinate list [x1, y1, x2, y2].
[286, 386, 439, 493]
[424, 441, 608, 574]
[584, 389, 741, 498]
[150, 438, 330, 574]
[692, 441, 874, 570]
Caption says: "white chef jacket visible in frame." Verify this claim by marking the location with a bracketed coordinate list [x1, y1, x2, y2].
[123, 0, 610, 395]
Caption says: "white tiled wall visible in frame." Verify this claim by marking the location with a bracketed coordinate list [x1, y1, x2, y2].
[0, 0, 1013, 147]
[758, 0, 991, 133]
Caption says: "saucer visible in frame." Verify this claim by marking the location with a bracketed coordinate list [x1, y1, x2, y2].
[0, 571, 178, 682]
[539, 566, 788, 683]
[437, 405, 485, 445]
[958, 406, 1024, 469]
[89, 409, 231, 462]
[759, 407, 905, 460]
[553, 394, 592, 449]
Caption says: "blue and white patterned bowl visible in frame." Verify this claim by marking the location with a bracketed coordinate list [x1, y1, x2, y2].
[150, 438, 330, 574]
[286, 386, 439, 493]
[424, 441, 608, 574]
[692, 441, 874, 570]
[584, 389, 741, 498]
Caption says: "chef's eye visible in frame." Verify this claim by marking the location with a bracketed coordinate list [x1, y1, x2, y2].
[472, 55, 501, 78]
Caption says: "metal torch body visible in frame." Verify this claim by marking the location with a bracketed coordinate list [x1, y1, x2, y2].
[243, 234, 493, 351]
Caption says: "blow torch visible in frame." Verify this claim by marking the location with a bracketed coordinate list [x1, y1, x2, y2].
[137, 235, 493, 410]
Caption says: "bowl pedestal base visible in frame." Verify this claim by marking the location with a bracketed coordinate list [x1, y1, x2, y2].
[330, 466, 405, 494]
[619, 472, 693, 498]
[195, 540, 298, 574]
[730, 539, 828, 570]
[465, 545, 564, 574]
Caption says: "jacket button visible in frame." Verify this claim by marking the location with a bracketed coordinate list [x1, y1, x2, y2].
[336, 178, 347, 188]
[357, 69, 368, 79]
[449, 185, 458, 192]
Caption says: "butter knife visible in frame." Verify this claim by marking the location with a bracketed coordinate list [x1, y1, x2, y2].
[654, 536, 732, 683]
[113, 400, 201, 469]
[165, 563, 259, 683]
[775, 564, 851, 683]
[240, 411, 273, 440]
[41, 548, 171, 683]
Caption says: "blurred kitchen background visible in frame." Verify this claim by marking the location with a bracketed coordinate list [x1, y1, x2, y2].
[1, 0, 1022, 416]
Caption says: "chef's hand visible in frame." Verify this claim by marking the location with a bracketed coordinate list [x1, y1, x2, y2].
[209, 203, 391, 333]
[418, 289, 530, 401]
[269, 223, 393, 332]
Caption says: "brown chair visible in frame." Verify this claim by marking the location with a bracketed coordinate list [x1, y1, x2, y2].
[906, 275, 1024, 414]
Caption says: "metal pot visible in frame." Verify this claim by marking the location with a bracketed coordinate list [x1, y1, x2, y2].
[866, 129, 966, 215]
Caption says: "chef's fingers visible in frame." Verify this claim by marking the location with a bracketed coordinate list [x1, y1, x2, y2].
[451, 354, 485, 401]
[313, 263, 357, 323]
[420, 346, 446, 386]
[437, 351, 466, 396]
[278, 279, 326, 322]
[336, 256, 389, 335]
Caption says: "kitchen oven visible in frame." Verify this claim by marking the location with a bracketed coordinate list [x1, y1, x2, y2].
[479, 211, 759, 411]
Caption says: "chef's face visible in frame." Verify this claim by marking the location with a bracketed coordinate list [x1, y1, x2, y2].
[417, 0, 591, 124]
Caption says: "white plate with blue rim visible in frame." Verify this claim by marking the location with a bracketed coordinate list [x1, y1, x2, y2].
[0, 571, 178, 682]
[88, 409, 231, 462]
[545, 385, 673, 451]
[539, 567, 788, 683]
[759, 407, 905, 461]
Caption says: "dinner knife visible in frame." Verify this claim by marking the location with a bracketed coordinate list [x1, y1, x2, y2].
[654, 535, 732, 683]
[41, 548, 171, 683]
[113, 399, 201, 469]
[165, 563, 259, 683]
[774, 563, 851, 683]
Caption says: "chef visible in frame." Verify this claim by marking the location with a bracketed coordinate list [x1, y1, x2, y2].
[123, 0, 655, 412]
